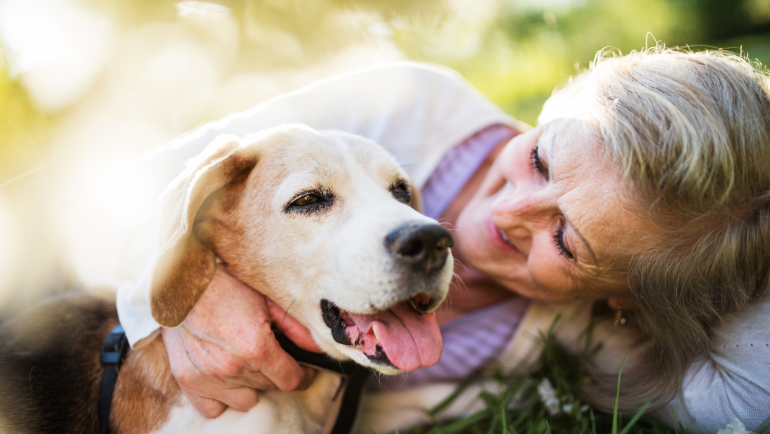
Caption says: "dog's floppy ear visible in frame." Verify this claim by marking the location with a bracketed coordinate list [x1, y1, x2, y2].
[150, 134, 259, 327]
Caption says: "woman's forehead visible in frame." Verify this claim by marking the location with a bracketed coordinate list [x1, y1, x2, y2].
[547, 123, 656, 274]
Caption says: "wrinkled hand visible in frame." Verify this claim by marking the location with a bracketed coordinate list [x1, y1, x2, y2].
[161, 264, 322, 418]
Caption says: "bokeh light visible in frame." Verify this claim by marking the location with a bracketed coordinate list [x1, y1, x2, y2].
[2, 0, 770, 317]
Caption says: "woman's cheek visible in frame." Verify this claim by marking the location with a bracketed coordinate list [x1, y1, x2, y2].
[477, 164, 508, 199]
[526, 244, 575, 302]
[454, 204, 493, 261]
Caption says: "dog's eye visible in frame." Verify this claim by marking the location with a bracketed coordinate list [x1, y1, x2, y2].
[286, 191, 334, 215]
[293, 194, 319, 207]
[390, 181, 411, 204]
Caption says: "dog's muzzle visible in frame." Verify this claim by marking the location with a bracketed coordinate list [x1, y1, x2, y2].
[319, 221, 452, 372]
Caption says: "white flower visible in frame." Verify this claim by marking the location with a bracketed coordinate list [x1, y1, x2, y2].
[537, 378, 557, 401]
[717, 418, 753, 434]
[576, 404, 590, 421]
[537, 378, 561, 416]
[544, 396, 561, 416]
[562, 403, 574, 414]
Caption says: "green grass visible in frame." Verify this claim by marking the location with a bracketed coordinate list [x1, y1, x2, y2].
[386, 316, 765, 434]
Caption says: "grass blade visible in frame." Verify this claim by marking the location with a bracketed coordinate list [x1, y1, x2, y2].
[618, 401, 651, 434]
[670, 404, 678, 434]
[426, 410, 490, 434]
[427, 372, 481, 417]
[612, 358, 627, 434]
[426, 373, 480, 417]
[501, 404, 508, 434]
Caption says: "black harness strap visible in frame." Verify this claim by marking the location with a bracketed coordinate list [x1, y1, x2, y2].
[99, 325, 129, 434]
[99, 327, 369, 434]
[273, 332, 360, 376]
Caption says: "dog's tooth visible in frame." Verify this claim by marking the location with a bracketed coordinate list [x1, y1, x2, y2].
[373, 327, 381, 344]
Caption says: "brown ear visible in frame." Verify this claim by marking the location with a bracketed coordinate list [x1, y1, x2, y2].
[150, 134, 259, 327]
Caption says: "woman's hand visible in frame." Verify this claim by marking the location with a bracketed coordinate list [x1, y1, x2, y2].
[161, 264, 322, 418]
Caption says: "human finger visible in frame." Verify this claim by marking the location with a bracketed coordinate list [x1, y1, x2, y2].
[184, 392, 227, 418]
[164, 327, 257, 409]
[267, 299, 323, 353]
[255, 328, 317, 392]
[206, 386, 260, 413]
[222, 370, 278, 391]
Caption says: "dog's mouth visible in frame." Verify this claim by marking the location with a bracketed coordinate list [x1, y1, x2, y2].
[321, 296, 442, 372]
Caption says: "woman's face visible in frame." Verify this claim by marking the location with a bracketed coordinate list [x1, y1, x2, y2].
[455, 120, 656, 303]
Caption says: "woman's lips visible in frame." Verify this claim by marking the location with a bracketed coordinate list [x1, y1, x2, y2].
[487, 218, 523, 256]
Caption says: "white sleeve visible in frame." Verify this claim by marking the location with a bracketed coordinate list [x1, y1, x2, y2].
[106, 61, 517, 347]
[651, 299, 770, 432]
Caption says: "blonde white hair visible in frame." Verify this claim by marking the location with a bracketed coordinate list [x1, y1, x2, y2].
[540, 47, 770, 412]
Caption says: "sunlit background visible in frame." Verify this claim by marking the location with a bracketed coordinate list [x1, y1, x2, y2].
[1, 0, 770, 318]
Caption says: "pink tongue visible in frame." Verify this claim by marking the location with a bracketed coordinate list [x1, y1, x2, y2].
[347, 302, 442, 372]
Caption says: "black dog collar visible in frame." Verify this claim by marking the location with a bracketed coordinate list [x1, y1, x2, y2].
[99, 325, 129, 434]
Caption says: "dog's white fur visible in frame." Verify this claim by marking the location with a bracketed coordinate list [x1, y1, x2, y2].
[133, 124, 453, 433]
[154, 371, 343, 434]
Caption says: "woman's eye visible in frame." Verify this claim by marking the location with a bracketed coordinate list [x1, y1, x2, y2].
[293, 194, 319, 206]
[552, 224, 574, 260]
[530, 146, 547, 176]
[390, 181, 411, 204]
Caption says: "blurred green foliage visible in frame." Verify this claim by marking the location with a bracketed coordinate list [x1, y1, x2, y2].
[395, 0, 770, 125]
[3, 0, 770, 176]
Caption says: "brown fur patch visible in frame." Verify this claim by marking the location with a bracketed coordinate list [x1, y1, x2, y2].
[150, 236, 217, 327]
[0, 295, 119, 434]
[111, 339, 182, 434]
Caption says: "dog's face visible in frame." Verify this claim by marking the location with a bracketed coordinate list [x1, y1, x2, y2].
[149, 125, 453, 374]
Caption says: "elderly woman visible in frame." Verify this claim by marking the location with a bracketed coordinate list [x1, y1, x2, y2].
[112, 47, 770, 433]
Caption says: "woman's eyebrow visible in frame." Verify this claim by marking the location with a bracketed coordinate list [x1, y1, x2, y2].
[547, 131, 599, 267]
[564, 214, 599, 266]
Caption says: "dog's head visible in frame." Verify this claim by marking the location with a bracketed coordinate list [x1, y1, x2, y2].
[149, 124, 453, 374]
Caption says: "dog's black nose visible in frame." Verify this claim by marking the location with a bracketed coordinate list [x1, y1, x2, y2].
[386, 222, 454, 274]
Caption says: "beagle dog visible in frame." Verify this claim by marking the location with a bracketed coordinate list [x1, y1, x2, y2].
[0, 125, 454, 434]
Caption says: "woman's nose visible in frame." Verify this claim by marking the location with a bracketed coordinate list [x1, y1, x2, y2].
[491, 182, 558, 228]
